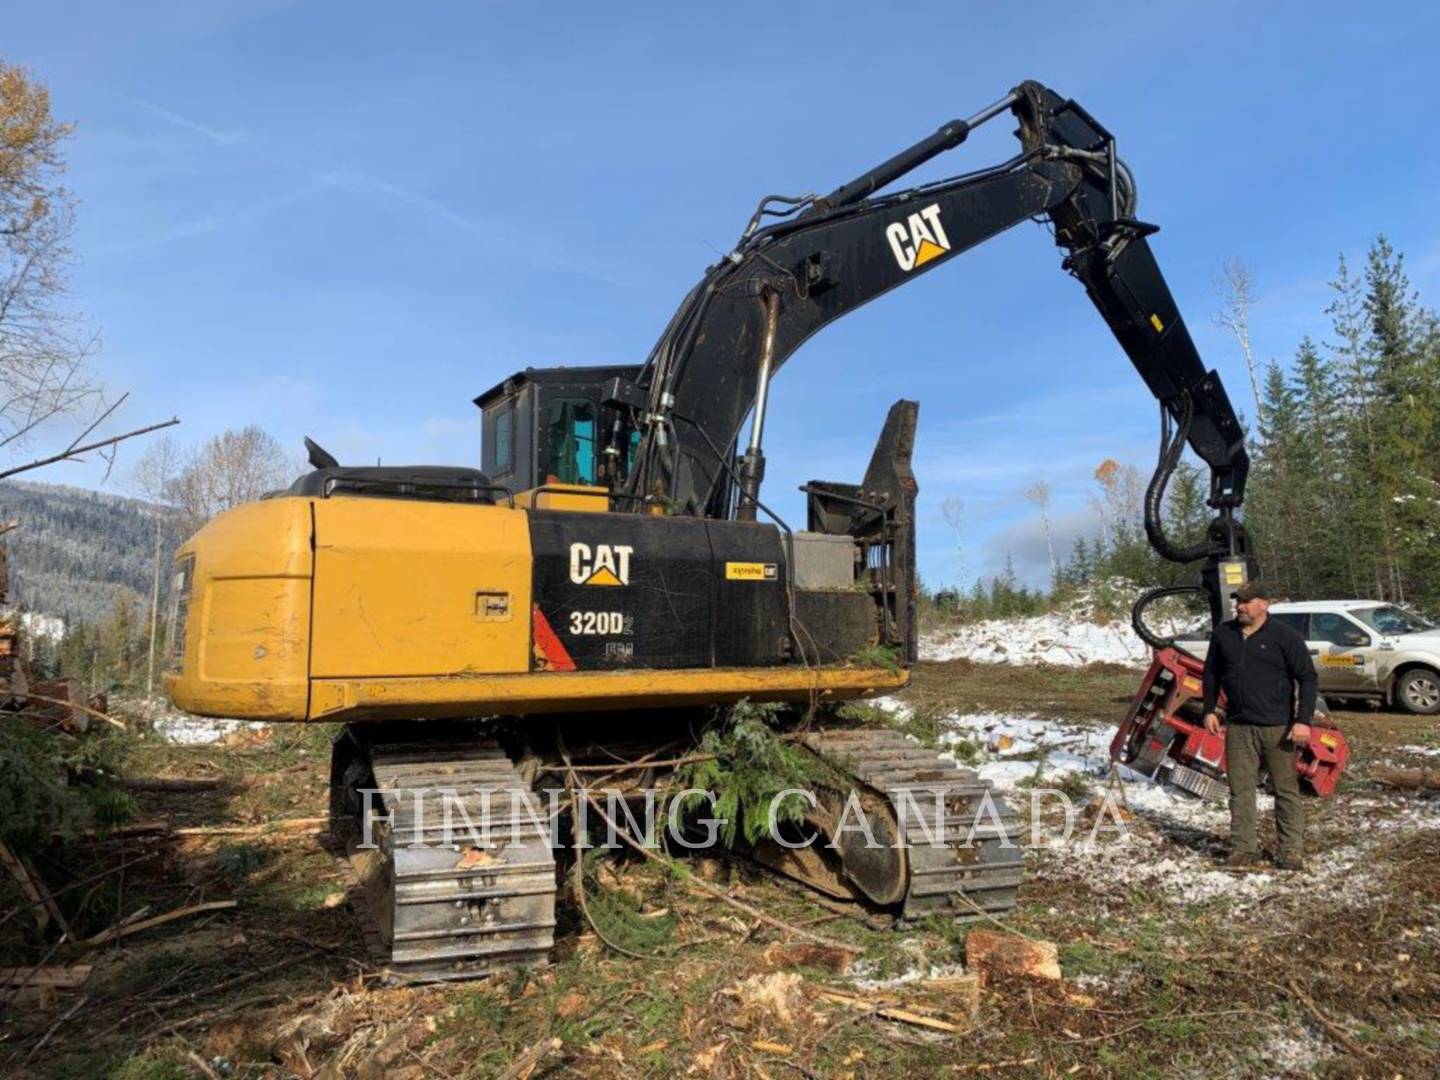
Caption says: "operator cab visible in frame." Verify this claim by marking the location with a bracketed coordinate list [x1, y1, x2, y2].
[475, 365, 642, 503]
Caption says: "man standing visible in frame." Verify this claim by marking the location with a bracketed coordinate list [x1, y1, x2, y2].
[1201, 582, 1318, 871]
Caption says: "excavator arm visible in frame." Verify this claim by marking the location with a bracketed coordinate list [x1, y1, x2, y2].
[618, 78, 1252, 625]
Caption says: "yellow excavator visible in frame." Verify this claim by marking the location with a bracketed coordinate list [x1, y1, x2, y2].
[165, 80, 1253, 980]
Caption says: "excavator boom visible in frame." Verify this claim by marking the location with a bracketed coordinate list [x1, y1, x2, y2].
[621, 81, 1248, 543]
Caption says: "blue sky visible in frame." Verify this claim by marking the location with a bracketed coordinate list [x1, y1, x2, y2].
[7, 1, 1437, 588]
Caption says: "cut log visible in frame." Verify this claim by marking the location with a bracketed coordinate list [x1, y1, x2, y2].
[80, 900, 237, 948]
[965, 929, 1061, 984]
[815, 989, 966, 1033]
[0, 837, 55, 935]
[0, 965, 92, 989]
[174, 817, 327, 838]
[761, 941, 854, 975]
[921, 973, 982, 1019]
[1371, 766, 1440, 792]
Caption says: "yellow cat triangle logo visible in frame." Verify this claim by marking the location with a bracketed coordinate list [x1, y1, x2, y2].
[913, 239, 946, 268]
[585, 567, 623, 586]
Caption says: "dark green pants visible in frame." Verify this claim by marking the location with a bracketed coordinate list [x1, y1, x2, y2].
[1224, 723, 1305, 860]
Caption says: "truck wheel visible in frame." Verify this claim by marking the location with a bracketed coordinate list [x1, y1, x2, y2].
[1395, 668, 1440, 715]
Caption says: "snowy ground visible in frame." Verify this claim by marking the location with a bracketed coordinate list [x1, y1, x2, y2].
[919, 600, 1194, 668]
[920, 613, 1163, 667]
[875, 696, 1440, 913]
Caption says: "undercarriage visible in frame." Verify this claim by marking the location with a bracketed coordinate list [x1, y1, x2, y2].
[328, 714, 1021, 982]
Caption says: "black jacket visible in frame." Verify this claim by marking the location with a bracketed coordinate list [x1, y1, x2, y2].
[1201, 617, 1318, 726]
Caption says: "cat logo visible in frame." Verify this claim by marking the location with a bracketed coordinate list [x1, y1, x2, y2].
[569, 542, 633, 586]
[886, 203, 951, 272]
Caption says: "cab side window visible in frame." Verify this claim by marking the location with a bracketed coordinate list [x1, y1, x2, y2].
[485, 401, 514, 476]
[1271, 612, 1309, 637]
[1310, 612, 1369, 647]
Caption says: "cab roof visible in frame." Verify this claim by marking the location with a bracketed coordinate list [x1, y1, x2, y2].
[1270, 599, 1389, 613]
[473, 364, 642, 409]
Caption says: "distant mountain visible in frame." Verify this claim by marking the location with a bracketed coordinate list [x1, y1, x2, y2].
[0, 480, 186, 627]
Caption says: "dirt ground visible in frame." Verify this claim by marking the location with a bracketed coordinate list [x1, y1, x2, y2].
[2, 660, 1437, 1078]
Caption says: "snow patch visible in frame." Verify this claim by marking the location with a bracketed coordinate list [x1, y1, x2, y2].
[929, 710, 1437, 910]
[115, 694, 257, 745]
[921, 611, 1188, 668]
[1256, 1021, 1336, 1077]
[18, 611, 65, 642]
[920, 581, 1194, 668]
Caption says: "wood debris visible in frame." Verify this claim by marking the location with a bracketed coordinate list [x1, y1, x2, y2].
[120, 774, 223, 792]
[815, 987, 967, 1033]
[761, 941, 854, 974]
[174, 816, 327, 838]
[965, 929, 1061, 983]
[1371, 766, 1440, 792]
[0, 836, 71, 937]
[0, 965, 92, 989]
[80, 899, 238, 948]
[496, 1035, 563, 1080]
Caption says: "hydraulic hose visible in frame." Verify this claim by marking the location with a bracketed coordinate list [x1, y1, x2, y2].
[1144, 394, 1214, 565]
[1130, 583, 1206, 655]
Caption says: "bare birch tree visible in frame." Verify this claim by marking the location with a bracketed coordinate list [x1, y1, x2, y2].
[170, 426, 293, 535]
[940, 495, 965, 587]
[1024, 479, 1057, 585]
[1214, 259, 1264, 427]
[0, 62, 104, 454]
[130, 436, 182, 697]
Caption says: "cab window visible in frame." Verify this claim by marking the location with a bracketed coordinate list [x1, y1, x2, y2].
[486, 402, 514, 475]
[1309, 612, 1369, 648]
[543, 397, 597, 485]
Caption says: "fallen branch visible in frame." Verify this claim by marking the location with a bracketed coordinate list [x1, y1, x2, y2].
[19, 691, 127, 731]
[72, 820, 171, 841]
[952, 1057, 1041, 1073]
[23, 993, 88, 1061]
[174, 817, 327, 838]
[121, 775, 223, 793]
[1283, 978, 1376, 1060]
[1064, 1006, 1257, 1044]
[181, 1048, 221, 1080]
[815, 988, 965, 1034]
[496, 1035, 563, 1080]
[80, 900, 237, 948]
[0, 838, 67, 937]
[0, 965, 91, 989]
[158, 950, 321, 1011]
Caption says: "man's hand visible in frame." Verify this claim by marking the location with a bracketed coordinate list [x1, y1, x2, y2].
[1204, 712, 1222, 735]
[1289, 722, 1312, 745]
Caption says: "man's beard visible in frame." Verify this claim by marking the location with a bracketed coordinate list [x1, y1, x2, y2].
[1236, 609, 1254, 625]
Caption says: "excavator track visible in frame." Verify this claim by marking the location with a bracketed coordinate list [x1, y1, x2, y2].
[761, 728, 1024, 919]
[330, 728, 557, 982]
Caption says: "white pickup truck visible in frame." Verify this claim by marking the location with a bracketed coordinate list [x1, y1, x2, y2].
[1176, 600, 1440, 715]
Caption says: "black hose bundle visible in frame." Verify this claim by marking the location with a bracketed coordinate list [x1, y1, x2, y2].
[1144, 393, 1214, 565]
[1131, 582, 1207, 653]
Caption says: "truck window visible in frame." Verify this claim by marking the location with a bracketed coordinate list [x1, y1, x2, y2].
[1309, 612, 1369, 647]
[1271, 612, 1309, 637]
[1353, 605, 1434, 635]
